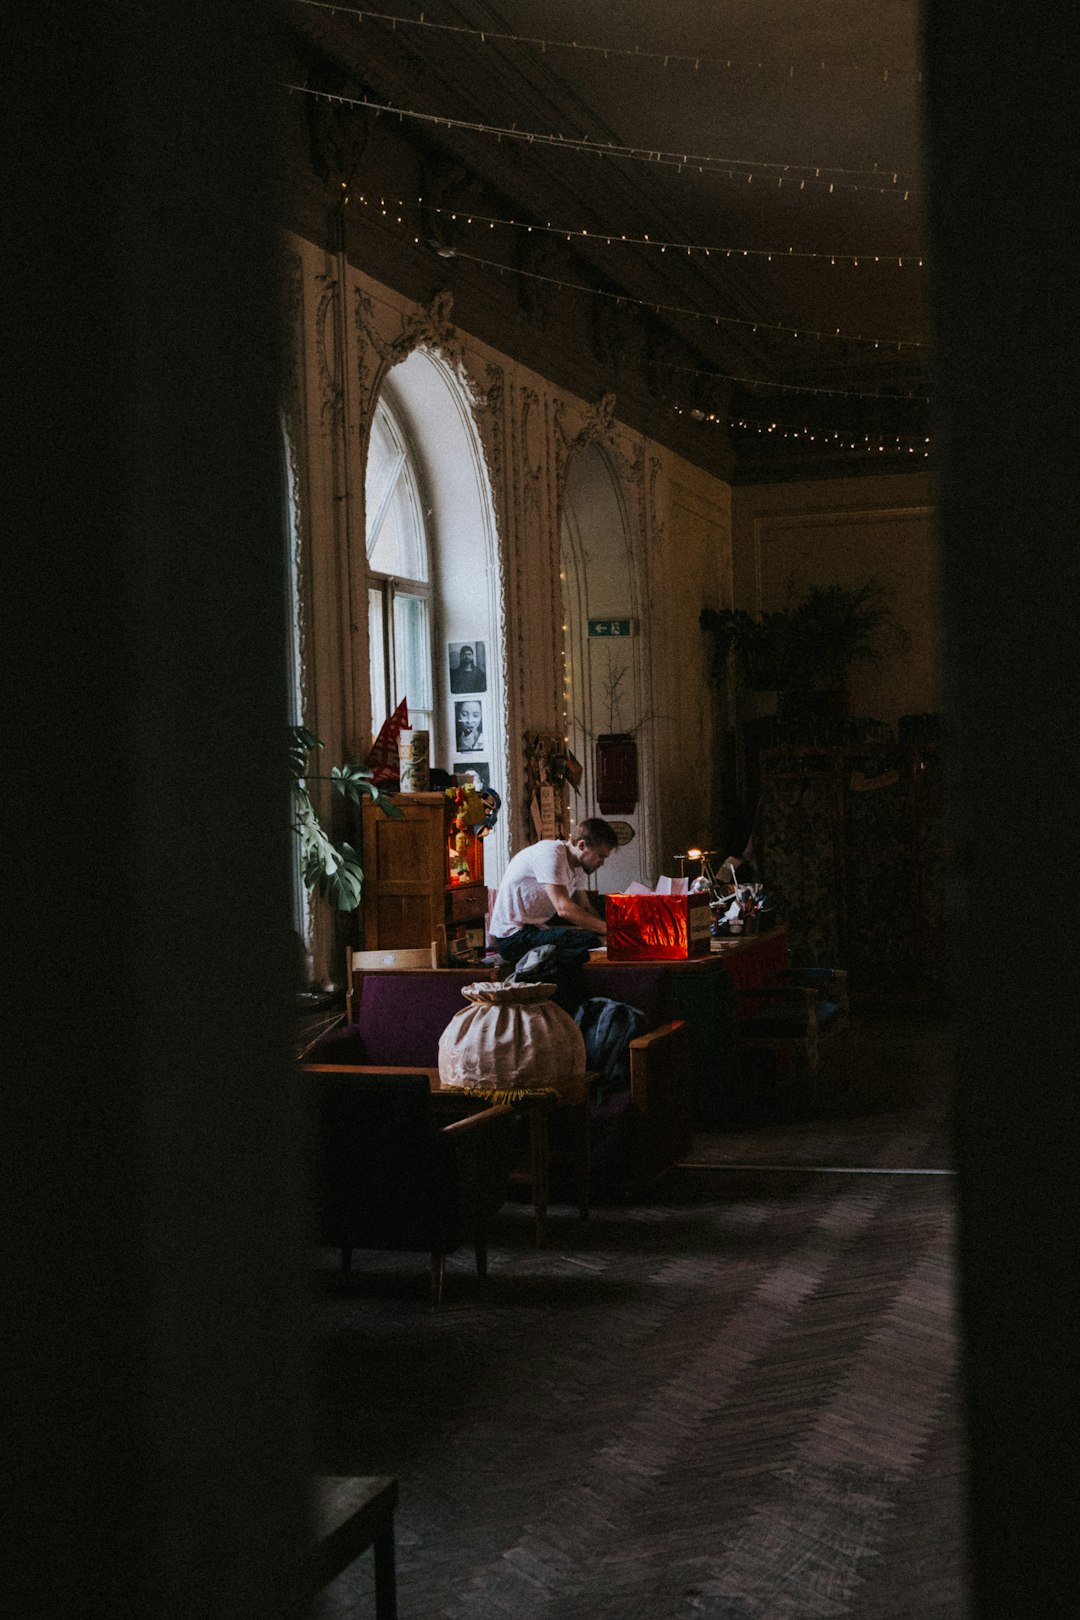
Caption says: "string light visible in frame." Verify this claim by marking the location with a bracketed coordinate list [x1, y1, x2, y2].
[346, 190, 932, 401]
[291, 2, 923, 84]
[673, 405, 932, 455]
[351, 192, 931, 401]
[357, 197, 926, 350]
[283, 83, 916, 195]
[418, 199, 925, 269]
[417, 242, 927, 355]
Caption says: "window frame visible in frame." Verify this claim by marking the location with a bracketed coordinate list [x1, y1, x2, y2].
[364, 393, 434, 740]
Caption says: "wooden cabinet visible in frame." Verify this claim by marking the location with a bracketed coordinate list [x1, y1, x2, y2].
[757, 740, 947, 1004]
[360, 792, 487, 965]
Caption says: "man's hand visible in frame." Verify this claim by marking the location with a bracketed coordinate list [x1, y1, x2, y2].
[544, 882, 607, 935]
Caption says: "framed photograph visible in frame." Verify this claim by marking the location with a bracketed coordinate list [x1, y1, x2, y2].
[448, 640, 487, 694]
[453, 760, 490, 790]
[454, 699, 484, 754]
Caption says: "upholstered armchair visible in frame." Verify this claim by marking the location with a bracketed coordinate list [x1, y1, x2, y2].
[304, 1066, 518, 1305]
[307, 966, 691, 1200]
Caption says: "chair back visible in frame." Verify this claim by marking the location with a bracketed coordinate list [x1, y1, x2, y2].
[345, 943, 438, 1021]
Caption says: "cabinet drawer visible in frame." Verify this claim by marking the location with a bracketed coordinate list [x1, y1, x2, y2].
[446, 882, 486, 924]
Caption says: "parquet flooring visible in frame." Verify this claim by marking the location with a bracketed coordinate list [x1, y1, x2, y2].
[310, 1012, 966, 1618]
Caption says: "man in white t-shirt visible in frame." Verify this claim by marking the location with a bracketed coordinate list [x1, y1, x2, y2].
[489, 817, 618, 967]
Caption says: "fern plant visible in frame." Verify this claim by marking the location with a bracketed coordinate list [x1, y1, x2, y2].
[288, 725, 402, 912]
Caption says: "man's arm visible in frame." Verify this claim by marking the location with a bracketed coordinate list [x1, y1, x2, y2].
[544, 883, 606, 935]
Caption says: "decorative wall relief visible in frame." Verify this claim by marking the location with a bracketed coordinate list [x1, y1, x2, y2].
[304, 63, 369, 189]
[282, 254, 310, 702]
[648, 456, 666, 555]
[418, 157, 485, 258]
[553, 390, 618, 494]
[314, 273, 343, 436]
[520, 387, 543, 514]
[645, 330, 697, 403]
[353, 287, 489, 417]
[590, 289, 633, 372]
[464, 360, 504, 516]
[350, 288, 387, 448]
[513, 230, 565, 329]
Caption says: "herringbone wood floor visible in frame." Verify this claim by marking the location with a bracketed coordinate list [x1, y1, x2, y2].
[311, 1014, 966, 1618]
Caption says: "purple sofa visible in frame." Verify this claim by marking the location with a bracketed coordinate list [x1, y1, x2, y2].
[306, 966, 690, 1197]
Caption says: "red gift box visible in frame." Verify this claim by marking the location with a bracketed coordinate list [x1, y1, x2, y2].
[605, 893, 712, 960]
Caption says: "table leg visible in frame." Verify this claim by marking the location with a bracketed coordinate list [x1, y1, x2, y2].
[527, 1098, 549, 1246]
[373, 1523, 398, 1619]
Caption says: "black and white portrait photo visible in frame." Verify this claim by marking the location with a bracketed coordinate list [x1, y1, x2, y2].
[453, 760, 490, 791]
[448, 640, 486, 693]
[454, 699, 484, 754]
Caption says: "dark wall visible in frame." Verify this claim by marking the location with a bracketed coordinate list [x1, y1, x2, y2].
[6, 5, 307, 1617]
[924, 6, 1080, 1615]
[5, 3, 1079, 1616]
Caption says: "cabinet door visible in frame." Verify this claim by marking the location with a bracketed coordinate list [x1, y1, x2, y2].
[361, 797, 445, 949]
[759, 751, 844, 967]
[844, 748, 918, 995]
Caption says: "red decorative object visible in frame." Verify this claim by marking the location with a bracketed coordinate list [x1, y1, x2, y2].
[595, 732, 638, 814]
[605, 893, 711, 960]
[366, 697, 409, 785]
[445, 786, 483, 887]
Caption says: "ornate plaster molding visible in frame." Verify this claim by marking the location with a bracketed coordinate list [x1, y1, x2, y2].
[353, 288, 488, 409]
[282, 255, 310, 702]
[648, 456, 666, 554]
[314, 272, 343, 436]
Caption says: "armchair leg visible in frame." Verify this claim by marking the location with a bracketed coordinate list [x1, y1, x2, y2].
[474, 1232, 488, 1285]
[430, 1254, 445, 1307]
[573, 1099, 590, 1222]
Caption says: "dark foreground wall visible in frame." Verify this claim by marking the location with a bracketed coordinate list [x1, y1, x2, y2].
[5, 3, 1080, 1616]
[5, 5, 307, 1617]
[923, 6, 1080, 1615]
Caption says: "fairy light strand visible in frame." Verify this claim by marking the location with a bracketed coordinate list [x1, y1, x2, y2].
[388, 230, 928, 354]
[291, 1, 923, 84]
[282, 83, 916, 194]
[419, 198, 924, 269]
[673, 405, 932, 455]
[350, 192, 930, 399]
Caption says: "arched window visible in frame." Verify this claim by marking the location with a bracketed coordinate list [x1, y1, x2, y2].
[365, 394, 433, 736]
[362, 348, 508, 887]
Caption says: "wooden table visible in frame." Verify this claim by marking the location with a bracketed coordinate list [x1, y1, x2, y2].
[584, 931, 789, 1127]
[299, 1474, 398, 1618]
[708, 928, 790, 1011]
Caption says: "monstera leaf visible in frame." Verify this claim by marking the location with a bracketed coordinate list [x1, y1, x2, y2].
[289, 725, 401, 911]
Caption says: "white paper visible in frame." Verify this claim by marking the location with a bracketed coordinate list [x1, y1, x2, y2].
[624, 880, 653, 895]
[656, 875, 688, 895]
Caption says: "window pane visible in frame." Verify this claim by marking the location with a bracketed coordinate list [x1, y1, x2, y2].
[368, 586, 388, 734]
[393, 591, 431, 722]
[364, 399, 427, 583]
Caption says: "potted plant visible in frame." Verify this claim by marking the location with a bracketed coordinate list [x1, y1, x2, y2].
[700, 607, 789, 700]
[701, 578, 906, 718]
[288, 725, 402, 912]
[785, 581, 905, 712]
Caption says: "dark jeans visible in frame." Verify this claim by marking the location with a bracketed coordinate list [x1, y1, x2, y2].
[492, 923, 599, 967]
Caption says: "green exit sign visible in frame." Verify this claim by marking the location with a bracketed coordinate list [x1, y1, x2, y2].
[588, 618, 635, 638]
